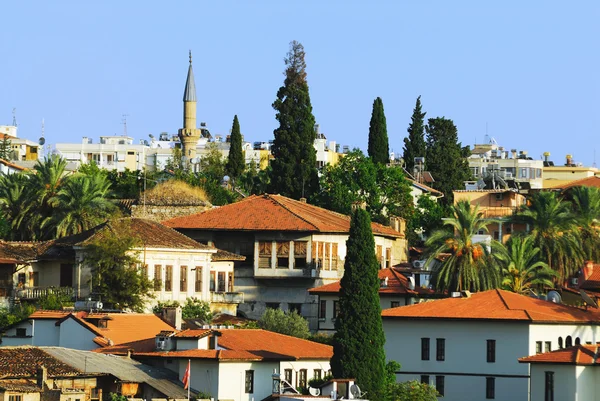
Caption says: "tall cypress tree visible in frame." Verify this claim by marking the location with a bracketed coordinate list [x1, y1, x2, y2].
[226, 115, 244, 182]
[331, 208, 386, 400]
[402, 95, 427, 173]
[367, 97, 389, 165]
[425, 117, 471, 205]
[269, 41, 318, 199]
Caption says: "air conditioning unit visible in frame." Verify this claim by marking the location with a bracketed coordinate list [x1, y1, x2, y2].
[156, 340, 166, 350]
[413, 260, 426, 269]
[451, 292, 461, 298]
[572, 278, 579, 286]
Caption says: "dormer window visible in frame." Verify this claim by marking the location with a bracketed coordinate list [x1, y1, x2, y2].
[97, 319, 108, 329]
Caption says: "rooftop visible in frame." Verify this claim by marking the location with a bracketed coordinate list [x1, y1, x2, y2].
[549, 176, 600, 190]
[519, 344, 600, 365]
[381, 289, 600, 323]
[163, 194, 403, 238]
[0, 347, 81, 378]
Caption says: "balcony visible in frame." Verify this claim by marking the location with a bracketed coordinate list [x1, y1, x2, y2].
[479, 206, 517, 218]
[210, 291, 244, 304]
[14, 286, 74, 300]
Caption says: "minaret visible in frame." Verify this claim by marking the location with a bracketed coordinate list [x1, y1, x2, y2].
[178, 51, 202, 168]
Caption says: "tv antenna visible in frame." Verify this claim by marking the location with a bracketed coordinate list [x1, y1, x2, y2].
[580, 290, 598, 309]
[122, 114, 129, 136]
[12, 108, 17, 127]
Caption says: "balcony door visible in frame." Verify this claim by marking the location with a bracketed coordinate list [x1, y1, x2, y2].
[60, 264, 74, 287]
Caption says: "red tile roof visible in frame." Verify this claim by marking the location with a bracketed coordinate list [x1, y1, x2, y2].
[0, 347, 81, 377]
[519, 345, 600, 365]
[581, 268, 600, 290]
[163, 194, 403, 238]
[309, 268, 435, 296]
[382, 289, 600, 323]
[94, 337, 158, 354]
[127, 329, 333, 361]
[172, 329, 212, 338]
[549, 176, 600, 190]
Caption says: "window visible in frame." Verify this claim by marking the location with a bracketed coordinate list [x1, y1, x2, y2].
[266, 302, 280, 310]
[323, 243, 331, 270]
[141, 264, 148, 280]
[486, 377, 495, 399]
[153, 265, 162, 291]
[536, 341, 543, 354]
[575, 337, 581, 346]
[209, 271, 216, 292]
[435, 376, 445, 397]
[376, 245, 383, 266]
[180, 266, 187, 292]
[313, 369, 322, 380]
[331, 243, 339, 270]
[16, 328, 26, 337]
[385, 247, 392, 268]
[228, 272, 234, 292]
[544, 371, 554, 401]
[486, 340, 496, 362]
[218, 272, 226, 292]
[97, 319, 108, 329]
[284, 369, 293, 385]
[421, 338, 430, 361]
[194, 267, 202, 292]
[545, 341, 552, 353]
[566, 336, 573, 348]
[9, 395, 22, 401]
[245, 370, 254, 393]
[319, 300, 327, 319]
[391, 301, 401, 308]
[558, 337, 563, 349]
[436, 338, 445, 361]
[165, 265, 172, 291]
[298, 369, 307, 389]
[258, 241, 272, 268]
[420, 375, 429, 385]
[294, 241, 307, 269]
[333, 301, 340, 320]
[312, 241, 321, 269]
[289, 303, 302, 314]
[495, 193, 504, 201]
[30, 272, 39, 287]
[276, 241, 290, 268]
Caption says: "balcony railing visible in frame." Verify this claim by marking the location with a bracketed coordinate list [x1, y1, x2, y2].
[479, 206, 517, 218]
[15, 286, 74, 300]
[210, 291, 244, 304]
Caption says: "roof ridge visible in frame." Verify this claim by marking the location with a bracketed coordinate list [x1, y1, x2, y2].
[269, 195, 320, 231]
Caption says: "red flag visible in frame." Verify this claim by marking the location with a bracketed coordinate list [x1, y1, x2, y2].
[182, 360, 191, 389]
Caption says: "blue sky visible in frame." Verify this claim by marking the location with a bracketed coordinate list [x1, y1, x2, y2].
[2, 1, 599, 165]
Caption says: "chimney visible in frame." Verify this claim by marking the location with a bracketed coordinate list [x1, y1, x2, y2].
[162, 306, 182, 330]
[299, 197, 307, 203]
[543, 152, 551, 162]
[36, 366, 47, 388]
[566, 154, 573, 166]
[583, 261, 595, 282]
[511, 149, 517, 159]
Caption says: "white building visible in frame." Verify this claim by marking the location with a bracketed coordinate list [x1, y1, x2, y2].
[520, 344, 600, 401]
[382, 289, 600, 401]
[99, 328, 333, 401]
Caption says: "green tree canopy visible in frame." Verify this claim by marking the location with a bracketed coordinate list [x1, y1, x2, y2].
[0, 136, 12, 160]
[225, 115, 244, 182]
[403, 95, 427, 173]
[84, 220, 154, 312]
[569, 186, 600, 262]
[425, 117, 471, 205]
[388, 381, 439, 401]
[269, 40, 318, 199]
[331, 208, 386, 400]
[314, 150, 413, 225]
[258, 308, 310, 339]
[367, 97, 389, 164]
[425, 200, 500, 292]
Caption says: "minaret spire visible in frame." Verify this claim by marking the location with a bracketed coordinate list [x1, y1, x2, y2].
[178, 51, 201, 169]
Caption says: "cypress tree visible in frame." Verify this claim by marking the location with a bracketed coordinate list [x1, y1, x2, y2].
[367, 97, 389, 165]
[269, 41, 318, 199]
[402, 95, 427, 173]
[331, 208, 386, 400]
[225, 115, 244, 182]
[425, 117, 471, 205]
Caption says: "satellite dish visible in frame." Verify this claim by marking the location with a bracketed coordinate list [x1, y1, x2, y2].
[580, 290, 599, 308]
[476, 178, 486, 190]
[38, 137, 45, 146]
[223, 175, 230, 182]
[308, 387, 320, 396]
[547, 291, 562, 304]
[350, 384, 364, 398]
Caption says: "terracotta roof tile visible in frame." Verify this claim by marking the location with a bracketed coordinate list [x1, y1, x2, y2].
[163, 194, 402, 238]
[549, 176, 600, 190]
[0, 379, 41, 392]
[94, 338, 158, 354]
[0, 347, 81, 377]
[382, 289, 600, 323]
[519, 345, 600, 365]
[309, 268, 435, 296]
[581, 268, 600, 290]
[172, 329, 212, 338]
[130, 329, 332, 361]
[212, 249, 246, 261]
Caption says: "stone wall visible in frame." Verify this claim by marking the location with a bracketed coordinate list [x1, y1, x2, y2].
[131, 204, 212, 222]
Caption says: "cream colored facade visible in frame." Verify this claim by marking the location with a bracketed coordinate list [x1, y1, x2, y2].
[55, 135, 147, 171]
[543, 165, 599, 188]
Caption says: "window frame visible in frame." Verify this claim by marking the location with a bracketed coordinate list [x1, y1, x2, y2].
[319, 300, 327, 320]
[245, 370, 254, 394]
[435, 375, 445, 397]
[180, 266, 187, 292]
[333, 301, 340, 320]
[536, 341, 543, 354]
[421, 338, 430, 361]
[436, 338, 445, 361]
[486, 377, 495, 399]
[545, 371, 554, 401]
[487, 339, 496, 363]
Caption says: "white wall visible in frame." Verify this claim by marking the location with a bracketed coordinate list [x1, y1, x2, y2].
[186, 359, 219, 399]
[57, 318, 98, 350]
[217, 361, 278, 401]
[528, 324, 600, 354]
[576, 365, 597, 401]
[530, 364, 577, 401]
[2, 319, 60, 347]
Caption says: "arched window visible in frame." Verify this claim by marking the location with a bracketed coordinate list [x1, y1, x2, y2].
[558, 337, 563, 349]
[575, 337, 581, 346]
[566, 336, 573, 348]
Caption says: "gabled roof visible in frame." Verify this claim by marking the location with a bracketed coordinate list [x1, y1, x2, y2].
[581, 268, 600, 290]
[0, 241, 43, 264]
[120, 329, 333, 362]
[0, 159, 26, 171]
[408, 179, 443, 197]
[163, 194, 403, 238]
[0, 347, 81, 378]
[549, 176, 600, 190]
[519, 345, 600, 365]
[382, 289, 600, 323]
[309, 268, 435, 296]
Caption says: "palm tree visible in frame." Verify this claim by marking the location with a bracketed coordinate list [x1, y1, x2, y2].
[425, 200, 500, 292]
[45, 173, 116, 238]
[570, 186, 600, 261]
[512, 191, 582, 281]
[0, 173, 35, 240]
[492, 236, 557, 294]
[30, 155, 69, 239]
